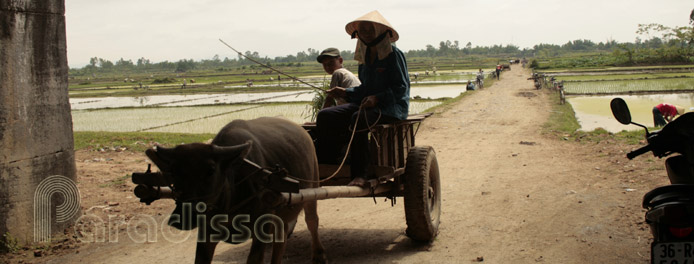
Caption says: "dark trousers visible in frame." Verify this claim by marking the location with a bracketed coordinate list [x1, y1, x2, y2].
[314, 103, 398, 179]
[653, 107, 667, 127]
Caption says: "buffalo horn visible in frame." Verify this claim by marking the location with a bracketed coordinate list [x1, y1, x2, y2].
[146, 146, 173, 171]
[212, 141, 252, 159]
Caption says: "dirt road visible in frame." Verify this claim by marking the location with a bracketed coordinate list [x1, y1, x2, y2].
[17, 65, 662, 263]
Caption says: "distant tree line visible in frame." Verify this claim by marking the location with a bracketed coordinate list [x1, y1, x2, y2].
[73, 48, 357, 75]
[402, 39, 625, 59]
[529, 22, 694, 69]
[72, 21, 693, 74]
[614, 23, 694, 65]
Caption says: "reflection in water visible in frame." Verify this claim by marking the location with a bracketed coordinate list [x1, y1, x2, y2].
[70, 84, 466, 110]
[568, 93, 694, 132]
[72, 101, 442, 133]
[132, 96, 150, 106]
[411, 85, 466, 99]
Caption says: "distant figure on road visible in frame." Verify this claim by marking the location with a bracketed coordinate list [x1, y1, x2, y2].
[653, 103, 685, 127]
[495, 65, 501, 80]
[476, 69, 484, 89]
[466, 80, 476, 91]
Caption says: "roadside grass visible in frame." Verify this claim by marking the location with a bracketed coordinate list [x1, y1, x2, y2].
[483, 76, 497, 89]
[73, 131, 215, 152]
[543, 90, 580, 136]
[98, 174, 131, 188]
[542, 90, 647, 145]
[0, 233, 20, 253]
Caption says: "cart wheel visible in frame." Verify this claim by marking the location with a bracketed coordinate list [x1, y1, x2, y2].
[403, 146, 441, 242]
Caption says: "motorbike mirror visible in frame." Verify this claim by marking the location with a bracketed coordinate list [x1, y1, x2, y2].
[610, 98, 632, 125]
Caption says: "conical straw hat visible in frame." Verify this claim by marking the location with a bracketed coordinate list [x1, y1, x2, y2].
[345, 10, 399, 42]
[676, 105, 686, 115]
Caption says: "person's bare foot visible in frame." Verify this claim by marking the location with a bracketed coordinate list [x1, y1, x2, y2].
[347, 177, 368, 187]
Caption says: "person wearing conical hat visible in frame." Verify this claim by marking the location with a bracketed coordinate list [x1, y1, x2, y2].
[314, 10, 411, 187]
[653, 103, 686, 127]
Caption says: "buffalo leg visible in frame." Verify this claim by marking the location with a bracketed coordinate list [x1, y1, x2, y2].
[304, 201, 327, 263]
[270, 237, 289, 264]
[247, 237, 267, 263]
[194, 240, 218, 264]
[269, 206, 302, 263]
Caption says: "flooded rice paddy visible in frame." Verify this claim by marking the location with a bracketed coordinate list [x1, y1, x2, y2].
[72, 101, 442, 133]
[541, 66, 694, 132]
[70, 83, 460, 133]
[563, 78, 694, 94]
[568, 93, 694, 132]
[70, 84, 467, 110]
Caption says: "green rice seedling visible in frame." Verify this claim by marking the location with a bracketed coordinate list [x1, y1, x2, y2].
[409, 101, 443, 114]
[145, 104, 312, 133]
[563, 78, 694, 95]
[304, 77, 330, 122]
[72, 101, 444, 134]
[72, 105, 255, 132]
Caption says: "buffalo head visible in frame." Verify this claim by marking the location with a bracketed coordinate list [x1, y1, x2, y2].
[146, 141, 252, 230]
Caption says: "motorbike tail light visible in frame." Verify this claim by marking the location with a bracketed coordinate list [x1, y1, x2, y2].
[669, 227, 693, 238]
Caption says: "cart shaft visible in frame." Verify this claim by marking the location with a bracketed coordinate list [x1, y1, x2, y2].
[135, 182, 395, 205]
[281, 183, 393, 204]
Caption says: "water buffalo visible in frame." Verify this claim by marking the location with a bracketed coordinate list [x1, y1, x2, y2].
[146, 117, 327, 264]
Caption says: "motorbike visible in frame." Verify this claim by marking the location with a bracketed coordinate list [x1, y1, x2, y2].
[610, 98, 694, 263]
[476, 74, 484, 89]
[527, 73, 542, 89]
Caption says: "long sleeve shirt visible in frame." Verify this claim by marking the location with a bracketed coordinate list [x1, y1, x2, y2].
[345, 45, 410, 120]
[656, 103, 679, 118]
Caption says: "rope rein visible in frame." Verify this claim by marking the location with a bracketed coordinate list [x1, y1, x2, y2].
[285, 98, 382, 184]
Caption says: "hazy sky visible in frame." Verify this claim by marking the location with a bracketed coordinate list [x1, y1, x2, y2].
[65, 0, 692, 67]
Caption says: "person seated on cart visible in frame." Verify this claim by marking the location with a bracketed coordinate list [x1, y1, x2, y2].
[317, 47, 361, 108]
[314, 10, 411, 187]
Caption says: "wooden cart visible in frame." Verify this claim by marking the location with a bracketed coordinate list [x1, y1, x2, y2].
[297, 112, 441, 241]
[133, 113, 441, 242]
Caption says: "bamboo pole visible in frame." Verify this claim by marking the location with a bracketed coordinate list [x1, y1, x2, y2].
[134, 183, 394, 205]
[281, 183, 393, 205]
[218, 39, 325, 92]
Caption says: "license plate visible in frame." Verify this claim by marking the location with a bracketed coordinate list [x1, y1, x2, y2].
[652, 242, 694, 264]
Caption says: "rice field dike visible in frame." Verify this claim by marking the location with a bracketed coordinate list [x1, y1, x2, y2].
[538, 66, 694, 95]
[67, 54, 510, 136]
